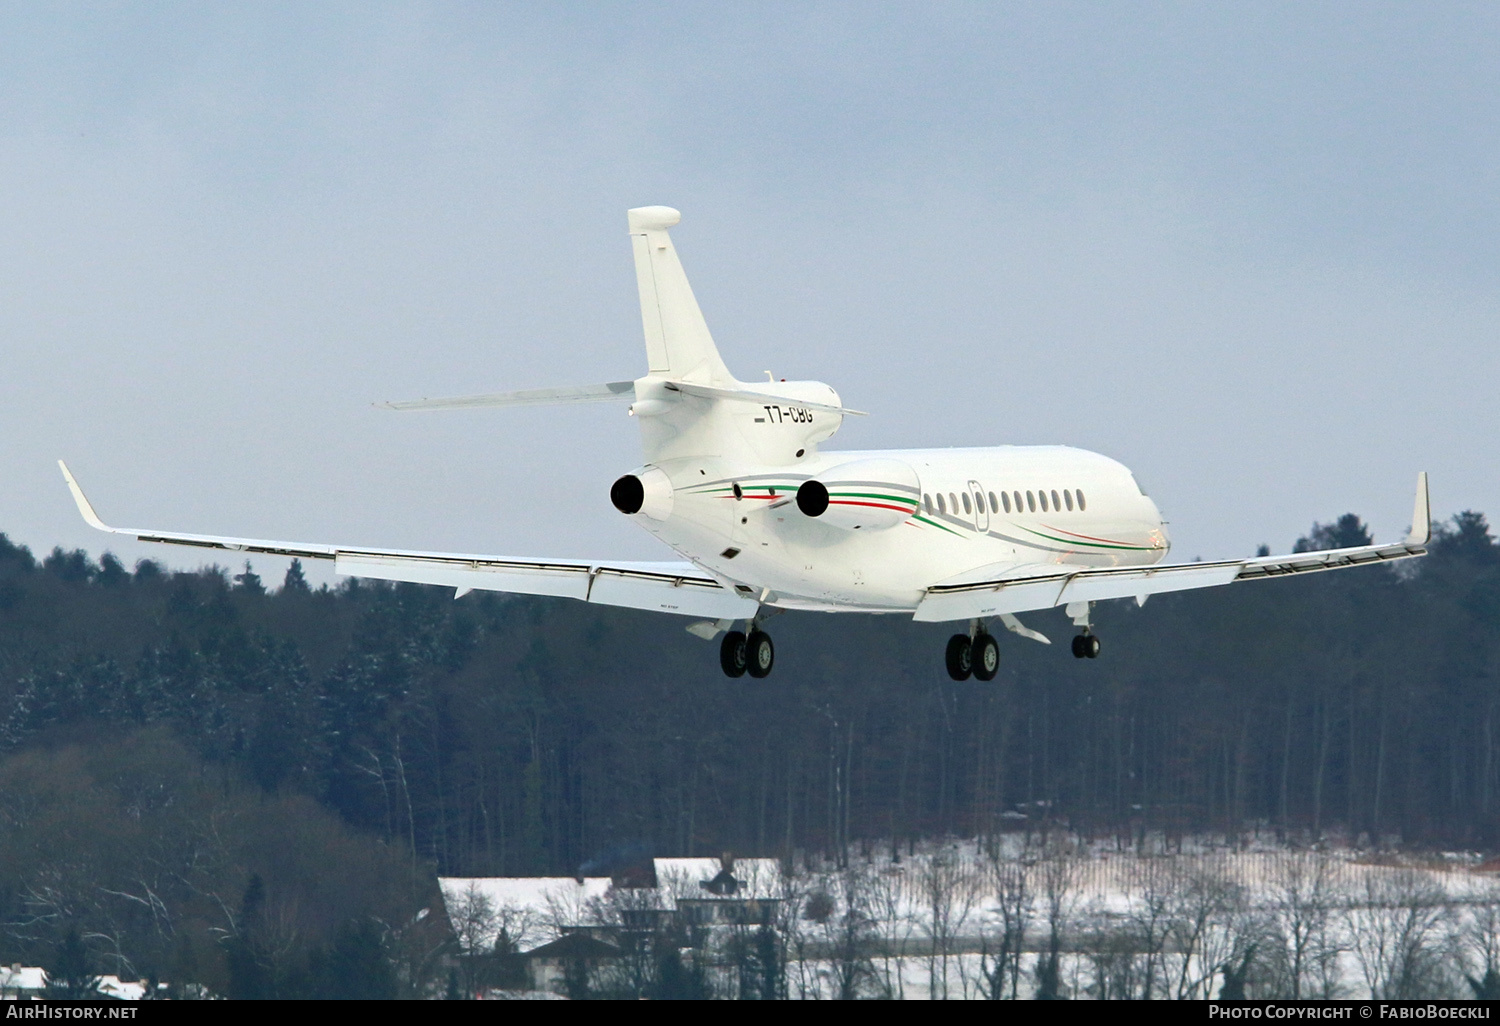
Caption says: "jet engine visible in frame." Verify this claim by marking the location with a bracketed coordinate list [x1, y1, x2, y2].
[794, 458, 921, 531]
[610, 466, 674, 521]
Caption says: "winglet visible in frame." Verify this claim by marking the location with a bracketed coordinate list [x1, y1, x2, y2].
[1404, 471, 1430, 546]
[57, 460, 113, 533]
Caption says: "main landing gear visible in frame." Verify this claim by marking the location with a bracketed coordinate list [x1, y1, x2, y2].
[945, 626, 1000, 682]
[721, 627, 774, 679]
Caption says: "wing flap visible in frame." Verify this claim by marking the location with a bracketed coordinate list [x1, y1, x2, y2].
[335, 552, 592, 601]
[588, 566, 759, 618]
[915, 543, 1425, 623]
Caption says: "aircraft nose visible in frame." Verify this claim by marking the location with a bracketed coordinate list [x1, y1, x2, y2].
[1151, 511, 1171, 553]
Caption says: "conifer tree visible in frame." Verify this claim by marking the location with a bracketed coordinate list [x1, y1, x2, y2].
[282, 559, 309, 593]
[234, 561, 265, 595]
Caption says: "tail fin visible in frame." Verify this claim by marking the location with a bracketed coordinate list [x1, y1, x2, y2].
[628, 206, 735, 385]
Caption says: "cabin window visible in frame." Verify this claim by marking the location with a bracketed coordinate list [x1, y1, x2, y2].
[1064, 489, 1074, 511]
[962, 492, 972, 514]
[1039, 491, 1048, 512]
[1001, 491, 1012, 513]
[1051, 489, 1061, 511]
[1013, 491, 1023, 512]
[975, 492, 985, 515]
[1026, 491, 1035, 512]
[988, 491, 998, 512]
[937, 493, 946, 514]
[1076, 489, 1086, 511]
[924, 493, 933, 513]
[950, 492, 959, 513]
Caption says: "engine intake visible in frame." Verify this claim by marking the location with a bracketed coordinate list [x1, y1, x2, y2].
[610, 475, 644, 514]
[793, 458, 920, 531]
[795, 480, 829, 518]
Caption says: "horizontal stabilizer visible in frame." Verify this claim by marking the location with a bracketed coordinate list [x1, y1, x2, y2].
[664, 380, 867, 417]
[379, 381, 635, 412]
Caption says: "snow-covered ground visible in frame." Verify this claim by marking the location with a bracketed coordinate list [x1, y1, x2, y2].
[766, 833, 1500, 999]
[447, 834, 1500, 999]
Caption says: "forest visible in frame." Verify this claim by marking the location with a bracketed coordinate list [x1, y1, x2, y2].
[1, 508, 1498, 996]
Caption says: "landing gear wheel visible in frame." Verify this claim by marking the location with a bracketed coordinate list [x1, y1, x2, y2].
[745, 630, 775, 679]
[720, 630, 748, 677]
[1086, 635, 1100, 659]
[1072, 634, 1101, 659]
[945, 634, 973, 681]
[972, 633, 1000, 681]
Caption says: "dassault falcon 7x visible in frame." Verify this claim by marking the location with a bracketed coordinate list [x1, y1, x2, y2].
[60, 205, 1431, 681]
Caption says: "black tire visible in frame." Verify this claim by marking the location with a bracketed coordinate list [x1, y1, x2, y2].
[945, 634, 973, 681]
[720, 630, 747, 677]
[745, 630, 775, 679]
[1086, 635, 1101, 659]
[972, 633, 999, 681]
[1071, 634, 1088, 659]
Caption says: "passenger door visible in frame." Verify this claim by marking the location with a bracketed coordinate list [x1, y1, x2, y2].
[968, 480, 989, 531]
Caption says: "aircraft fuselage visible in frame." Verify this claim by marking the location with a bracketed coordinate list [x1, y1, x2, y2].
[632, 446, 1169, 612]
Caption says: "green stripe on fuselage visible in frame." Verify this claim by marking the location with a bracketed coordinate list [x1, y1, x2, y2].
[828, 491, 919, 507]
[913, 515, 962, 536]
[1020, 525, 1153, 552]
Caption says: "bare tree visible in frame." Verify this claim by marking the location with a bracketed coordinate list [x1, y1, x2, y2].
[919, 845, 980, 999]
[822, 862, 880, 1000]
[1265, 852, 1343, 998]
[444, 882, 497, 998]
[1126, 860, 1176, 999]
[980, 851, 1033, 999]
[782, 868, 820, 1000]
[866, 861, 919, 999]
[1456, 884, 1500, 998]
[1165, 863, 1250, 1000]
[1345, 868, 1454, 999]
[1034, 842, 1080, 1000]
[1081, 915, 1144, 1000]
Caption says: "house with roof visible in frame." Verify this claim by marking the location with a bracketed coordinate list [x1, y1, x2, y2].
[0, 965, 46, 1000]
[438, 855, 786, 997]
[521, 933, 624, 997]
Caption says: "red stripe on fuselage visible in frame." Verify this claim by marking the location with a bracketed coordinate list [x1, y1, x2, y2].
[829, 499, 917, 514]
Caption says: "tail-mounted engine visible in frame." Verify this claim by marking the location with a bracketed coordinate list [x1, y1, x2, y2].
[794, 458, 921, 531]
[611, 466, 674, 521]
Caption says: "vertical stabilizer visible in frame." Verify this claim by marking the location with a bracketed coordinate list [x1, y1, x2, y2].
[628, 206, 735, 385]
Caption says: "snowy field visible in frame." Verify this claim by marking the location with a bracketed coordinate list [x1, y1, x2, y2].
[759, 834, 1500, 999]
[450, 834, 1500, 999]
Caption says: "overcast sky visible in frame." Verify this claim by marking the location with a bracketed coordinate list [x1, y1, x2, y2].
[2, 2, 1496, 586]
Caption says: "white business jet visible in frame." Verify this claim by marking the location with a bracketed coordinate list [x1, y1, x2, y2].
[60, 205, 1431, 681]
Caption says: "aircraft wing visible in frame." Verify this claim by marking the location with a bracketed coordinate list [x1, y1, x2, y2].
[914, 473, 1430, 623]
[58, 462, 759, 620]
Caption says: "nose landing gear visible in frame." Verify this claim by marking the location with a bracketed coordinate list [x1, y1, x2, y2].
[1066, 600, 1100, 659]
[1071, 633, 1101, 659]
